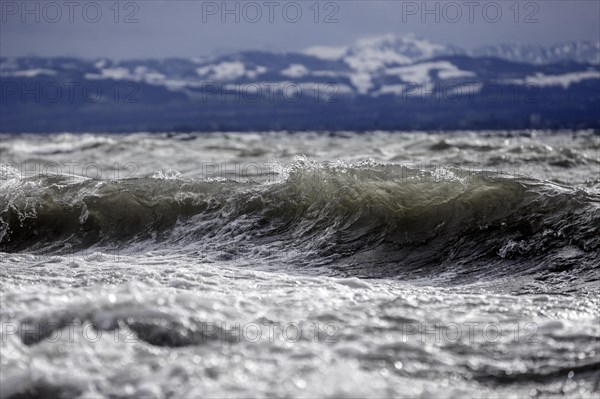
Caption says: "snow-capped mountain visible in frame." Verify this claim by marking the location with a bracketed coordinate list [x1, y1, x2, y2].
[472, 41, 600, 65]
[304, 34, 467, 93]
[1, 34, 599, 132]
[5, 34, 597, 97]
[306, 34, 464, 69]
[304, 34, 600, 66]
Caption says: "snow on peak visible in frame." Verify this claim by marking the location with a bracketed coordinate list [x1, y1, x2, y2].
[346, 34, 453, 71]
[3, 68, 57, 78]
[85, 66, 167, 85]
[94, 59, 109, 69]
[354, 33, 401, 48]
[471, 41, 600, 65]
[386, 61, 475, 84]
[354, 33, 445, 55]
[302, 45, 348, 61]
[281, 64, 309, 78]
[508, 70, 600, 89]
[302, 34, 453, 66]
[336, 34, 459, 94]
[196, 61, 266, 81]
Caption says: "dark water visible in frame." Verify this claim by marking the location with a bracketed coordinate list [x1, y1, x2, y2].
[1, 131, 599, 398]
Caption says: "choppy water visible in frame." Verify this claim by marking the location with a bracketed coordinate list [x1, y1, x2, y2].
[1, 130, 599, 398]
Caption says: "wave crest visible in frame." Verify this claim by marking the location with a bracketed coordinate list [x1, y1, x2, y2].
[1, 160, 598, 280]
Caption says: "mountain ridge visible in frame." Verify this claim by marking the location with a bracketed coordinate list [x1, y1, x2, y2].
[302, 34, 600, 66]
[1, 34, 599, 132]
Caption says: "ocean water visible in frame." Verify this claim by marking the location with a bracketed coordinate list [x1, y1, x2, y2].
[0, 130, 599, 398]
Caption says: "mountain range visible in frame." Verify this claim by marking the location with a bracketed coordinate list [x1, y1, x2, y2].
[1, 35, 599, 132]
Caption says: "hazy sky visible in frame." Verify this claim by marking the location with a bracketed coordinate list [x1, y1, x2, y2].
[1, 0, 599, 59]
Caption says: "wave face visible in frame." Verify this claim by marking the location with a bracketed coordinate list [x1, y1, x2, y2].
[1, 131, 599, 399]
[2, 152, 599, 282]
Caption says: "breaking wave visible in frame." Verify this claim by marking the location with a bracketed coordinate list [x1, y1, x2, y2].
[1, 158, 599, 281]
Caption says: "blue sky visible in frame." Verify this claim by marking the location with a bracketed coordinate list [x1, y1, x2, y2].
[1, 0, 599, 59]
